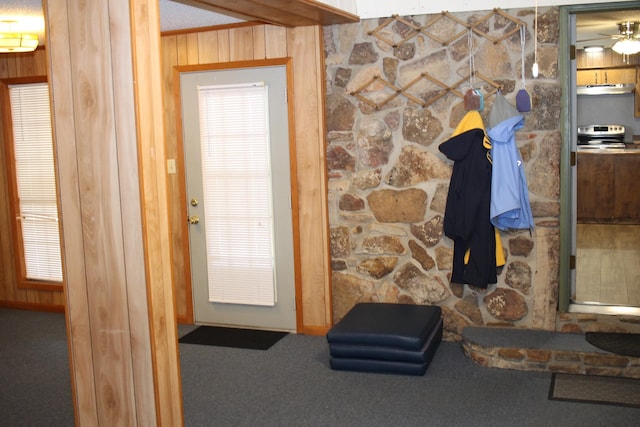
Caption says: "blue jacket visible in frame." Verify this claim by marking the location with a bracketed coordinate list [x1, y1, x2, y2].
[487, 115, 534, 230]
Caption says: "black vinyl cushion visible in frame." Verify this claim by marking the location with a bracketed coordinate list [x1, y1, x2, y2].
[326, 303, 442, 350]
[329, 357, 428, 376]
[329, 317, 443, 363]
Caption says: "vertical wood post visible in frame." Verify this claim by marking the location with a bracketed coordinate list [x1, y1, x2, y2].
[44, 0, 183, 424]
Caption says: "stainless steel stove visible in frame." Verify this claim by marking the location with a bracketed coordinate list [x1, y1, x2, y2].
[577, 124, 626, 150]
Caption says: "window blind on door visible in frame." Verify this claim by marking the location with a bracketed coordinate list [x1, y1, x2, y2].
[197, 82, 276, 306]
[9, 83, 63, 282]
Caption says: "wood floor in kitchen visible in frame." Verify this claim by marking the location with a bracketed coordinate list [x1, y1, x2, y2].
[575, 223, 640, 307]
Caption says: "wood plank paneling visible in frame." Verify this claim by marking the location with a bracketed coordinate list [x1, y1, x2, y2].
[217, 29, 231, 62]
[576, 48, 640, 68]
[287, 25, 332, 330]
[54, 0, 139, 423]
[265, 25, 288, 59]
[45, 1, 99, 423]
[186, 33, 200, 64]
[229, 26, 254, 61]
[197, 31, 219, 63]
[161, 22, 332, 332]
[46, 0, 181, 424]
[252, 25, 267, 59]
[130, 0, 183, 423]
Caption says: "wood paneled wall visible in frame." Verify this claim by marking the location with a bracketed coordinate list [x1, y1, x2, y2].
[1, 23, 333, 333]
[0, 48, 65, 311]
[0, 9, 332, 427]
[161, 23, 333, 333]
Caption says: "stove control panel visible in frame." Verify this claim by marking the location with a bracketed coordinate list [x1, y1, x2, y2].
[577, 124, 625, 137]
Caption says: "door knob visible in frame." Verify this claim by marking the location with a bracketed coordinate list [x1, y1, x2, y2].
[190, 198, 199, 207]
[188, 215, 200, 224]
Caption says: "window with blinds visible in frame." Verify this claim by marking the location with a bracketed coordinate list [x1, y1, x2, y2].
[9, 82, 63, 284]
[198, 82, 276, 306]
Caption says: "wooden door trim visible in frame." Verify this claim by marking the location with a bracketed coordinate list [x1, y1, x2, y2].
[172, 57, 302, 332]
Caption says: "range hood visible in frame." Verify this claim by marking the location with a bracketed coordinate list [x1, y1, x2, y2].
[577, 83, 636, 95]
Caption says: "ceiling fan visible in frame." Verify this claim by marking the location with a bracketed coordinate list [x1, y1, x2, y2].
[579, 21, 640, 55]
[610, 21, 640, 55]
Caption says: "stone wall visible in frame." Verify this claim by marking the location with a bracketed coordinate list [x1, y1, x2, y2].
[324, 7, 561, 340]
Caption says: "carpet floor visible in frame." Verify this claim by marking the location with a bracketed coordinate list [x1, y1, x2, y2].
[2, 308, 640, 427]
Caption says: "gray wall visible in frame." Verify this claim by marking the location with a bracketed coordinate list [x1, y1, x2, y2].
[577, 93, 640, 140]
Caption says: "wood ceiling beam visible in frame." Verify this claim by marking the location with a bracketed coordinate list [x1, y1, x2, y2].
[177, 0, 359, 27]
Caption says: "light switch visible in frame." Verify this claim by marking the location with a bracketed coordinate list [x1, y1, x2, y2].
[167, 159, 177, 174]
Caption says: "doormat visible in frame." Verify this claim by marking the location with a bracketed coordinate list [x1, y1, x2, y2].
[179, 326, 287, 350]
[549, 373, 640, 408]
[585, 332, 640, 357]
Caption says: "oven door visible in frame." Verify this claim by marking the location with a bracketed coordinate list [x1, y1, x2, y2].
[577, 138, 626, 149]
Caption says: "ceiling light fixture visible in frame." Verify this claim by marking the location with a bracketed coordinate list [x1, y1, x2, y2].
[612, 21, 640, 56]
[0, 20, 38, 53]
[584, 45, 604, 53]
[0, 32, 39, 53]
[612, 38, 640, 55]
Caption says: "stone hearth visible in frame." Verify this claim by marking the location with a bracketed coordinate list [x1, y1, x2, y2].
[462, 326, 640, 379]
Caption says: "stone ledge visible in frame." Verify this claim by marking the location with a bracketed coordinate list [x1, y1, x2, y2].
[461, 326, 640, 379]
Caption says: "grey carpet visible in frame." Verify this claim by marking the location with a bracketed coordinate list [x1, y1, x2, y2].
[550, 373, 640, 408]
[0, 308, 74, 427]
[2, 308, 640, 427]
[179, 333, 640, 427]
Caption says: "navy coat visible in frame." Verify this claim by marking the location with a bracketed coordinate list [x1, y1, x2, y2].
[439, 128, 497, 288]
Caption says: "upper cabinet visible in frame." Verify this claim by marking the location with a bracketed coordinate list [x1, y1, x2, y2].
[576, 68, 637, 85]
[576, 48, 640, 117]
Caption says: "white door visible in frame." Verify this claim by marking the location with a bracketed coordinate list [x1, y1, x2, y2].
[181, 65, 296, 332]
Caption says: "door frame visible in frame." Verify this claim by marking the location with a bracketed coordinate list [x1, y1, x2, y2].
[558, 2, 639, 314]
[173, 58, 303, 332]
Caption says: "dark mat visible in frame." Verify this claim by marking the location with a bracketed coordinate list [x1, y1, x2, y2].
[585, 332, 640, 357]
[179, 326, 287, 350]
[549, 373, 640, 408]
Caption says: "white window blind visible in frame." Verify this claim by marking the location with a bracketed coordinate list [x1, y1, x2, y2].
[9, 83, 63, 283]
[198, 82, 276, 306]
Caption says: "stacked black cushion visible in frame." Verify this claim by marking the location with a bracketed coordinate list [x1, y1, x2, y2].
[326, 303, 443, 376]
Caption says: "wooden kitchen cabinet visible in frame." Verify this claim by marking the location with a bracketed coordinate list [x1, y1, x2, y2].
[576, 70, 603, 85]
[603, 68, 637, 84]
[613, 154, 640, 220]
[577, 151, 640, 223]
[576, 68, 636, 85]
[577, 152, 615, 221]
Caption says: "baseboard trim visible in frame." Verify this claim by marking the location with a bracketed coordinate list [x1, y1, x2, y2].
[301, 325, 330, 336]
[0, 300, 65, 313]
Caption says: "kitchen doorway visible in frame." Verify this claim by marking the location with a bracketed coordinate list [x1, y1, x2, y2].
[568, 4, 640, 315]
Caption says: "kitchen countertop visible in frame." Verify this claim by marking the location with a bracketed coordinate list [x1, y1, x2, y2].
[578, 144, 640, 153]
